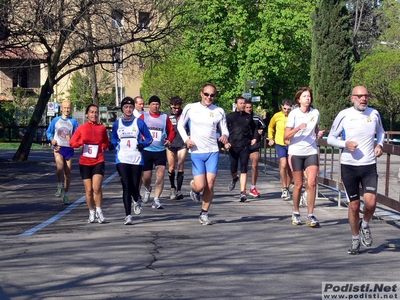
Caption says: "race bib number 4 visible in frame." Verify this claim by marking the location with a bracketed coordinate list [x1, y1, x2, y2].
[83, 144, 99, 158]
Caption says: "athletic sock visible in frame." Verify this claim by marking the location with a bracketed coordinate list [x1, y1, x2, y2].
[177, 171, 184, 191]
[168, 171, 175, 189]
[361, 220, 369, 228]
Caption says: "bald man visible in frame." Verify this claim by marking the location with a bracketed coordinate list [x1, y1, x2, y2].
[46, 100, 79, 205]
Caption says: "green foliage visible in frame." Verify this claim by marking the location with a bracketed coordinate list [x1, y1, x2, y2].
[141, 52, 211, 111]
[179, 0, 317, 114]
[310, 0, 353, 129]
[68, 72, 92, 110]
[68, 71, 115, 110]
[378, 0, 400, 49]
[352, 50, 400, 130]
[0, 102, 15, 126]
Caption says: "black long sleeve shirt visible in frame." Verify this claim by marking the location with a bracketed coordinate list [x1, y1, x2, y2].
[226, 110, 257, 148]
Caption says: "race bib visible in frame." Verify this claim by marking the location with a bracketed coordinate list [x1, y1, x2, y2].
[120, 137, 138, 151]
[83, 144, 99, 158]
[150, 129, 162, 142]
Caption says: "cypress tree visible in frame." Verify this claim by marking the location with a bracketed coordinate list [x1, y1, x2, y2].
[310, 0, 353, 129]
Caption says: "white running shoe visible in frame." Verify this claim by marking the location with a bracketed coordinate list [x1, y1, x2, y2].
[170, 188, 177, 200]
[124, 215, 133, 225]
[300, 191, 308, 207]
[281, 188, 290, 200]
[96, 210, 106, 223]
[88, 210, 95, 223]
[143, 186, 152, 203]
[292, 213, 302, 226]
[151, 198, 164, 209]
[199, 213, 212, 225]
[133, 201, 142, 215]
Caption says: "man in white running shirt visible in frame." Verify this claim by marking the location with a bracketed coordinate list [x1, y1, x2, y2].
[177, 84, 229, 225]
[327, 85, 385, 255]
[133, 96, 145, 118]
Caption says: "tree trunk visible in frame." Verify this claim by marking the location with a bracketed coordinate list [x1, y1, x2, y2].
[12, 80, 53, 162]
[88, 62, 99, 105]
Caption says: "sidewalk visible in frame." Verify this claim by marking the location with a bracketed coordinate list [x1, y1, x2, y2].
[0, 149, 399, 300]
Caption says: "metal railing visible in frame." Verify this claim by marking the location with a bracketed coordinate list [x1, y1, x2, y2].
[259, 136, 400, 213]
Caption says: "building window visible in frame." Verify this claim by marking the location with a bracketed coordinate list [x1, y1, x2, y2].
[13, 69, 28, 88]
[138, 11, 150, 30]
[111, 9, 124, 29]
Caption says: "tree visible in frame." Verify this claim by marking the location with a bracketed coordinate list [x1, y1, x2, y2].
[377, 0, 400, 49]
[68, 72, 92, 110]
[0, 0, 190, 161]
[348, 0, 382, 62]
[352, 50, 400, 130]
[310, 0, 353, 129]
[140, 51, 210, 111]
[68, 71, 115, 110]
[180, 0, 317, 114]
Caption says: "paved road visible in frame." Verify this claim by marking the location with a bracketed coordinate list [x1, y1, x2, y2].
[0, 150, 399, 300]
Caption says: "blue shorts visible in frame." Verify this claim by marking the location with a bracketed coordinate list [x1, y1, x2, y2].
[191, 152, 219, 176]
[57, 146, 74, 160]
[275, 144, 288, 160]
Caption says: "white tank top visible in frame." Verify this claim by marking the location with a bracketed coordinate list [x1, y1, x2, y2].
[117, 118, 142, 165]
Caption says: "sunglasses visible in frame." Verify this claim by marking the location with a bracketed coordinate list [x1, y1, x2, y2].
[352, 94, 369, 99]
[203, 92, 216, 98]
[171, 106, 181, 109]
[282, 107, 291, 111]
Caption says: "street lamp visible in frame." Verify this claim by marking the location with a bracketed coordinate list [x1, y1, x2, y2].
[248, 79, 257, 97]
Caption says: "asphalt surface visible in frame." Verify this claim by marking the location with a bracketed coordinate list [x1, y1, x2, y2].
[0, 149, 399, 300]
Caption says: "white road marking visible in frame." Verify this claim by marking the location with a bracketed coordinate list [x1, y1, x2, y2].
[17, 171, 118, 237]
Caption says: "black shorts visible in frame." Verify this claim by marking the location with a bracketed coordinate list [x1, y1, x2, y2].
[289, 154, 318, 172]
[341, 164, 378, 202]
[80, 162, 105, 179]
[142, 150, 167, 171]
[167, 145, 187, 154]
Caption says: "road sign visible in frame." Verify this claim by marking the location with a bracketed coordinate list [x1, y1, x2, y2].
[47, 102, 55, 116]
[242, 92, 252, 99]
[251, 96, 261, 102]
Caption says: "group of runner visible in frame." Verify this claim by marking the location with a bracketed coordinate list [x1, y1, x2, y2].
[46, 84, 384, 255]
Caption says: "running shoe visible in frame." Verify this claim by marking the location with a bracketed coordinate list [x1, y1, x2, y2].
[62, 195, 70, 205]
[190, 190, 201, 202]
[176, 191, 184, 200]
[292, 213, 302, 225]
[347, 238, 360, 255]
[96, 210, 106, 223]
[289, 183, 295, 191]
[239, 191, 247, 202]
[249, 187, 260, 198]
[124, 215, 133, 225]
[360, 221, 373, 247]
[151, 199, 164, 209]
[306, 215, 320, 227]
[133, 201, 142, 215]
[199, 213, 212, 225]
[300, 191, 308, 207]
[55, 186, 62, 197]
[281, 188, 290, 200]
[170, 188, 177, 200]
[88, 210, 95, 223]
[143, 186, 152, 203]
[228, 176, 239, 191]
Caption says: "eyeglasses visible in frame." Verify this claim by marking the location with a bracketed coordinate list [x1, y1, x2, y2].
[202, 92, 216, 98]
[171, 106, 181, 109]
[282, 107, 291, 111]
[352, 94, 369, 99]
